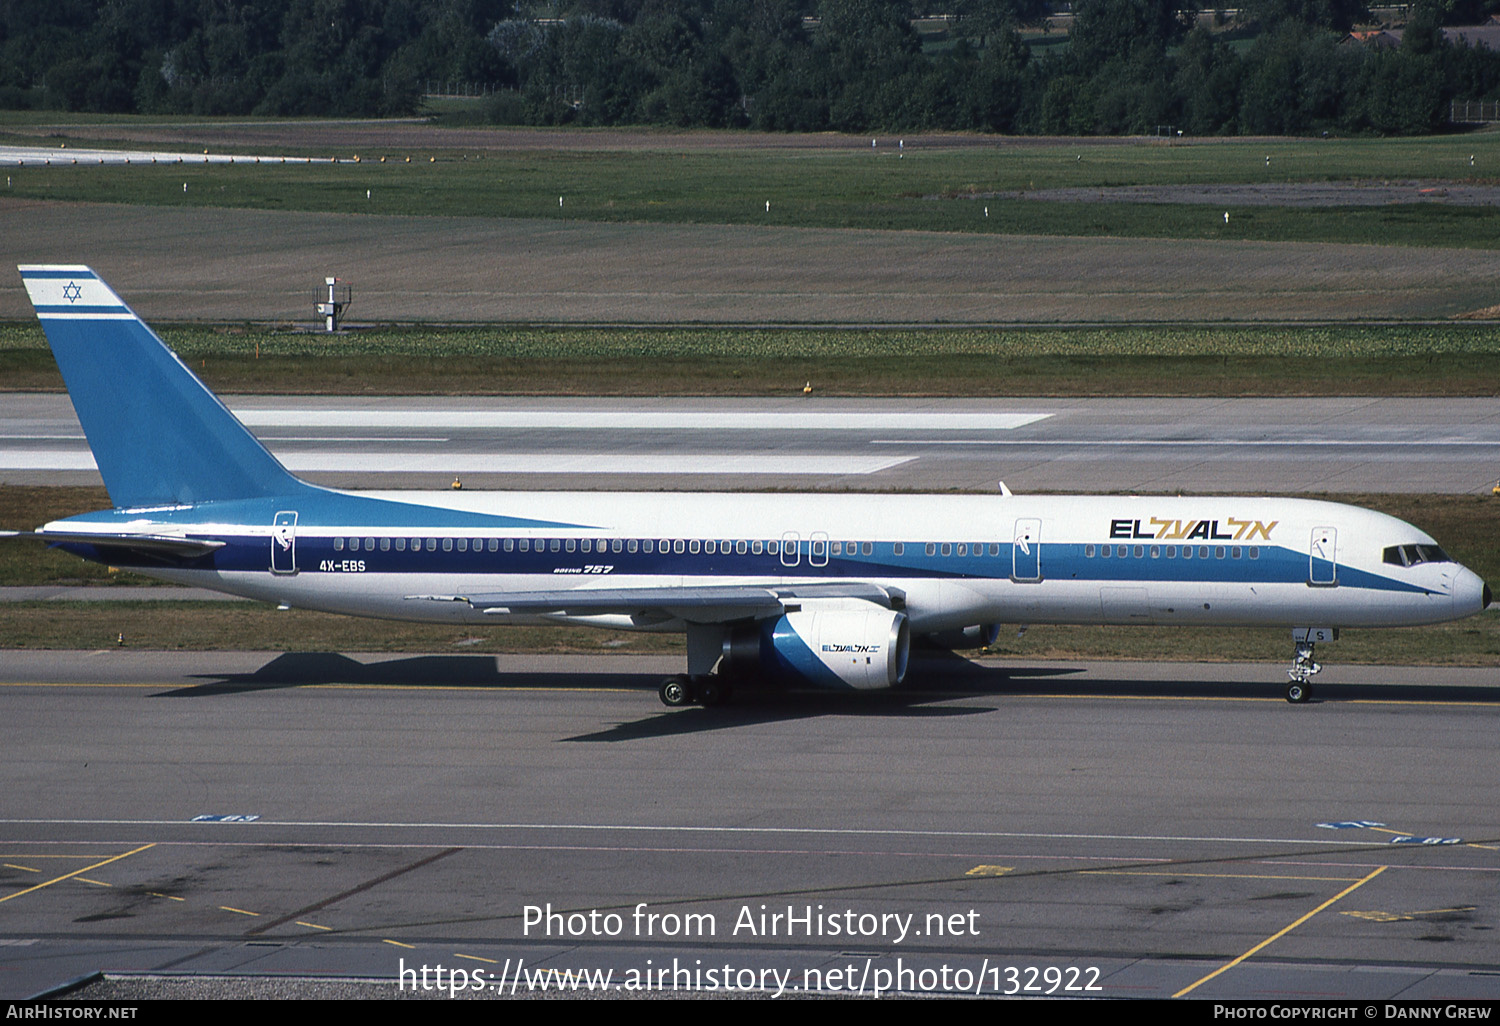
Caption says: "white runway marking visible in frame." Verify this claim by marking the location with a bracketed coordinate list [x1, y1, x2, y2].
[254, 436, 448, 443]
[872, 439, 1498, 447]
[0, 451, 913, 476]
[0, 145, 324, 166]
[231, 410, 1054, 431]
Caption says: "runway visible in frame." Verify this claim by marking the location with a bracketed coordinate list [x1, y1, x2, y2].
[0, 650, 1497, 999]
[3, 394, 1497, 494]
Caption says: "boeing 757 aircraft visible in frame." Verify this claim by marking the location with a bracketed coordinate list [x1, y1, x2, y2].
[6, 266, 1490, 705]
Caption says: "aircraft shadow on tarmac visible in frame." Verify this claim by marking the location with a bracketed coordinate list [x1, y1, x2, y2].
[173, 651, 660, 696]
[166, 650, 1500, 741]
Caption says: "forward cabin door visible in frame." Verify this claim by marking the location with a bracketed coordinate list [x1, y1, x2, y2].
[1309, 526, 1337, 586]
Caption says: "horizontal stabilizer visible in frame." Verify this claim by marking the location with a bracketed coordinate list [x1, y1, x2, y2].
[1, 530, 225, 560]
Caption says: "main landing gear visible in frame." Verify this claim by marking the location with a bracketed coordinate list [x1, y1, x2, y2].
[658, 674, 735, 708]
[1285, 641, 1321, 703]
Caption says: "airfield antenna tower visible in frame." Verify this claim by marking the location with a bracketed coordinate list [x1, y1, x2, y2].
[316, 277, 352, 332]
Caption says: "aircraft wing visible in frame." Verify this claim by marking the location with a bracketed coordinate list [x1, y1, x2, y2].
[1, 530, 226, 561]
[409, 582, 901, 622]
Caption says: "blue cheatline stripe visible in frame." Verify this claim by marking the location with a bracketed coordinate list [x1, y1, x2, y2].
[19, 269, 95, 279]
[34, 305, 131, 315]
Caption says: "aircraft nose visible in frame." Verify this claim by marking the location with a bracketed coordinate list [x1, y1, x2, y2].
[1454, 567, 1489, 616]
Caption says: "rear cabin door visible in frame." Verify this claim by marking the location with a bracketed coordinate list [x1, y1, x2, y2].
[271, 511, 298, 575]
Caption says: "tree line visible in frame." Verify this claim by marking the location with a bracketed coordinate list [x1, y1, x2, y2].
[2, 0, 1499, 135]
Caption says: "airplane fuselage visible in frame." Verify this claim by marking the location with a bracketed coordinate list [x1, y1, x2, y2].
[49, 489, 1486, 633]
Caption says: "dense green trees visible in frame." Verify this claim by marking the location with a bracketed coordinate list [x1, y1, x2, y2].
[1, 0, 1498, 134]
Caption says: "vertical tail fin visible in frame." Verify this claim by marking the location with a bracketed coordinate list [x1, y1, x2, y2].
[19, 265, 305, 508]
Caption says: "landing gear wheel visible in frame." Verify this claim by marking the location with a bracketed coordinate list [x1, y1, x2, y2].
[697, 677, 734, 707]
[1285, 681, 1312, 704]
[659, 675, 694, 707]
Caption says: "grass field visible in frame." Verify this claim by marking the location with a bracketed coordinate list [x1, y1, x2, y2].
[7, 322, 1500, 396]
[11, 321, 1500, 361]
[6, 129, 1500, 249]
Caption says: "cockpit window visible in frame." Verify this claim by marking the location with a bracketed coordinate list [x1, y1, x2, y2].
[1383, 544, 1452, 568]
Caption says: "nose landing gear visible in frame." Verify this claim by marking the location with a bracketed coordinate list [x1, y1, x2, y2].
[1284, 628, 1336, 703]
[1286, 642, 1321, 703]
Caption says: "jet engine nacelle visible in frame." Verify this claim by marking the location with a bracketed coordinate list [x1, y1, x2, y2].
[722, 604, 910, 689]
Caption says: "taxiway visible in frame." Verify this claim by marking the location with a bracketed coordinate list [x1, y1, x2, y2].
[1, 651, 1497, 1000]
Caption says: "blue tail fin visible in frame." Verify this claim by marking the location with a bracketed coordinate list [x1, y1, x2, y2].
[19, 265, 305, 508]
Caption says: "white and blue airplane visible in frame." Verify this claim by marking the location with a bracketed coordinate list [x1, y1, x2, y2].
[6, 265, 1490, 706]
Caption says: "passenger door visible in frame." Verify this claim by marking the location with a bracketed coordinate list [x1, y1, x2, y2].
[271, 511, 298, 575]
[1012, 518, 1041, 582]
[1309, 526, 1337, 586]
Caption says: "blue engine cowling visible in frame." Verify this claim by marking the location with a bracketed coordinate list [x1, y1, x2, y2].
[722, 606, 910, 689]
